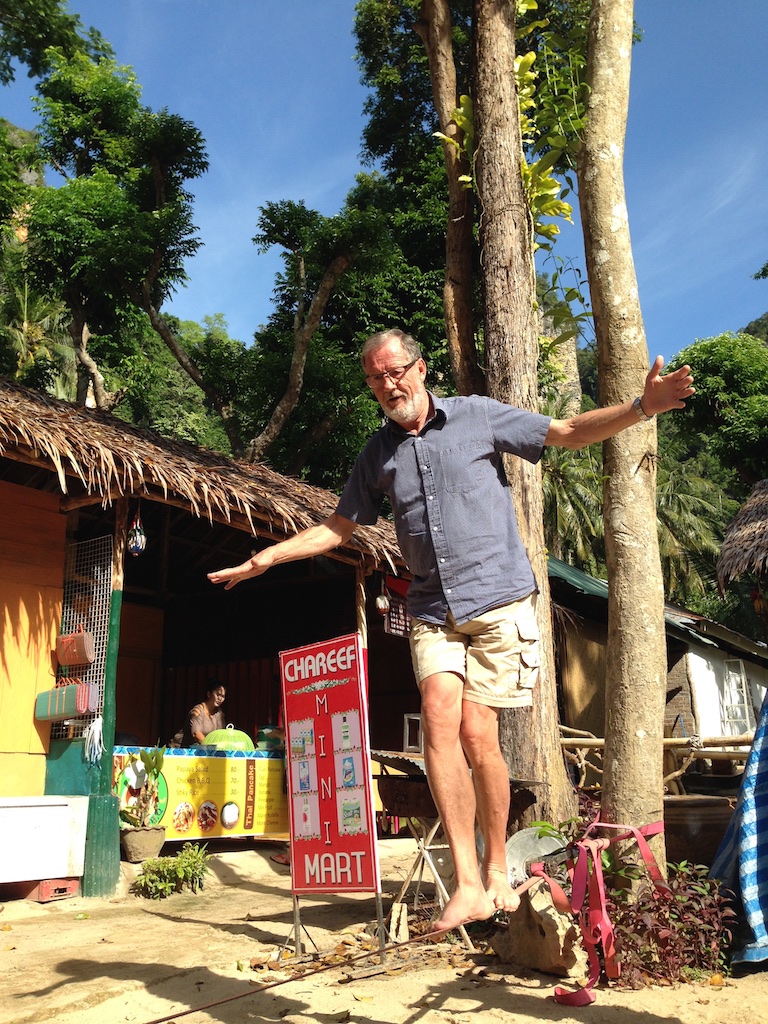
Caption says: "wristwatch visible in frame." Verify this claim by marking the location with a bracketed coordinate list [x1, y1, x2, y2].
[633, 396, 653, 421]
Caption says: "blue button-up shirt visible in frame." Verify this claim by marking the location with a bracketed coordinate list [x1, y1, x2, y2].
[336, 393, 551, 625]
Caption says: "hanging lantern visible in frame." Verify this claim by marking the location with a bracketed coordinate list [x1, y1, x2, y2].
[127, 506, 147, 557]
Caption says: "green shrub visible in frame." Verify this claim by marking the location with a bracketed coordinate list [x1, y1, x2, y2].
[132, 842, 211, 900]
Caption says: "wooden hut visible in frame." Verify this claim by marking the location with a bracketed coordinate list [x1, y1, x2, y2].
[0, 380, 414, 893]
[717, 479, 768, 592]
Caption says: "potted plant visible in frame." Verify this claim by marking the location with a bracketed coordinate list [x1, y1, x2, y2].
[118, 746, 168, 863]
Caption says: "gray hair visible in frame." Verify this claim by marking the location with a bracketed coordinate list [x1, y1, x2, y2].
[360, 328, 423, 371]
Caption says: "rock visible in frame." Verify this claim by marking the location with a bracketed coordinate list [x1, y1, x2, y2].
[491, 880, 587, 978]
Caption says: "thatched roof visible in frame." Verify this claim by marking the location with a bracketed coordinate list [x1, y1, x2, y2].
[717, 479, 768, 588]
[0, 379, 402, 572]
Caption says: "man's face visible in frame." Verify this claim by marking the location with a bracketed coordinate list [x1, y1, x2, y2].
[364, 339, 428, 430]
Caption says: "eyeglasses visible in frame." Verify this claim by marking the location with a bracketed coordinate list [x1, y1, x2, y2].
[364, 357, 419, 389]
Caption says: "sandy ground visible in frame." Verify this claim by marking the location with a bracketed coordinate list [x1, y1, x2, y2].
[1, 836, 767, 1024]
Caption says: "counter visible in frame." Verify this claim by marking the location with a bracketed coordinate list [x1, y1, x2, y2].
[113, 745, 289, 841]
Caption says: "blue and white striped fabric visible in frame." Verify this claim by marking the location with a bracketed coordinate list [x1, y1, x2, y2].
[710, 687, 768, 964]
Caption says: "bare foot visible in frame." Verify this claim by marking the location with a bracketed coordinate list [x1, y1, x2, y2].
[484, 866, 521, 914]
[429, 883, 495, 933]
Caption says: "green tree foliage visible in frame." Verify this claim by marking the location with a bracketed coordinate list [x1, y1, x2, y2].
[0, 0, 110, 85]
[576, 342, 598, 406]
[655, 430, 732, 607]
[32, 52, 208, 306]
[543, 344, 735, 613]
[0, 119, 39, 221]
[673, 332, 768, 491]
[107, 315, 233, 454]
[25, 168, 143, 324]
[541, 391, 604, 572]
[0, 235, 74, 395]
[20, 50, 209, 415]
[741, 311, 768, 343]
[33, 51, 142, 177]
[239, 195, 400, 481]
[353, 0, 472, 370]
[356, 0, 471, 176]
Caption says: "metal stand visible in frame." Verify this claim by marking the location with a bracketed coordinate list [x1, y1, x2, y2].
[392, 816, 475, 951]
[290, 891, 389, 964]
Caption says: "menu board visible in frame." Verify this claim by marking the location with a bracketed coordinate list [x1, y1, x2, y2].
[113, 747, 289, 841]
[280, 633, 379, 894]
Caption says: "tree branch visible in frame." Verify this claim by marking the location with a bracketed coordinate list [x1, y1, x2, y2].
[245, 252, 353, 463]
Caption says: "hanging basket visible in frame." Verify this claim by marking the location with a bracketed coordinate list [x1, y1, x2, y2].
[56, 625, 95, 667]
[35, 681, 86, 722]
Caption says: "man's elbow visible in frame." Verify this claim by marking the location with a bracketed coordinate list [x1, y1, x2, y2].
[327, 513, 357, 546]
[545, 418, 582, 450]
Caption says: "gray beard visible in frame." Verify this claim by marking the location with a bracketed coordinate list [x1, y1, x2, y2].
[384, 391, 426, 427]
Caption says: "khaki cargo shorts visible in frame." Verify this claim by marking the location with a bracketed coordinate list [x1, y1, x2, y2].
[409, 592, 540, 708]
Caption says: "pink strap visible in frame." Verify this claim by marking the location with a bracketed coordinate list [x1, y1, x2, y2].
[527, 818, 667, 1007]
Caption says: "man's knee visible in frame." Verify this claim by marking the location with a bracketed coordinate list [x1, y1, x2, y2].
[460, 701, 500, 755]
[418, 672, 464, 741]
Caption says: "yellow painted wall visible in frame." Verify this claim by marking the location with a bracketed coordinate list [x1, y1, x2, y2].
[0, 480, 66, 793]
[0, 752, 47, 794]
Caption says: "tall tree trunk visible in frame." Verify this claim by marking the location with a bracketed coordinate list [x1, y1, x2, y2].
[415, 0, 484, 395]
[67, 307, 124, 411]
[577, 0, 666, 862]
[550, 332, 582, 417]
[473, 0, 575, 828]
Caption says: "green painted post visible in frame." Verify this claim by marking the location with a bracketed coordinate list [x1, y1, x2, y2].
[81, 588, 123, 896]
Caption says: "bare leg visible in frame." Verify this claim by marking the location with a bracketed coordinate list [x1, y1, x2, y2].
[419, 672, 495, 932]
[461, 700, 520, 914]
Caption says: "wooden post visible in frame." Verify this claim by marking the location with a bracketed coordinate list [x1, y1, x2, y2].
[356, 564, 368, 649]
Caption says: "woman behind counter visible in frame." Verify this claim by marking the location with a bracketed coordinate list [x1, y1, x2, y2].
[174, 682, 227, 747]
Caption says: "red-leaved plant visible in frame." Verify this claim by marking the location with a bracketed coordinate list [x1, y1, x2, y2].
[607, 860, 737, 987]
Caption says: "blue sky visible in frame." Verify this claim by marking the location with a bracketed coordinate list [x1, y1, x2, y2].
[3, 0, 767, 366]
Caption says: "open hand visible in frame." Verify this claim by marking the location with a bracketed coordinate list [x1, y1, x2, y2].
[642, 355, 695, 416]
[207, 558, 265, 590]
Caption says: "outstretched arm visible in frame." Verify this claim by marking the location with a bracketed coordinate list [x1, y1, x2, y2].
[207, 512, 357, 590]
[544, 355, 694, 450]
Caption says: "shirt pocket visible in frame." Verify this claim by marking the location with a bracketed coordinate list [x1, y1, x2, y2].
[395, 506, 431, 575]
[439, 443, 489, 493]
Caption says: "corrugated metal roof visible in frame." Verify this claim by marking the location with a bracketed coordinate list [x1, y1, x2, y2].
[547, 556, 768, 664]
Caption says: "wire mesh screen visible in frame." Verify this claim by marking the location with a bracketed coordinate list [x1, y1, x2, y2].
[52, 534, 114, 740]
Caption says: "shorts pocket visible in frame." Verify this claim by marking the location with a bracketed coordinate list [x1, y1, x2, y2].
[519, 643, 540, 690]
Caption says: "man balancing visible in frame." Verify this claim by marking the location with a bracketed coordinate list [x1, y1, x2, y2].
[208, 327, 694, 933]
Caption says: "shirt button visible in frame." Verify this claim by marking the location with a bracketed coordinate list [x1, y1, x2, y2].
[446, 588, 452, 594]
[440, 558, 445, 563]
[428, 495, 434, 501]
